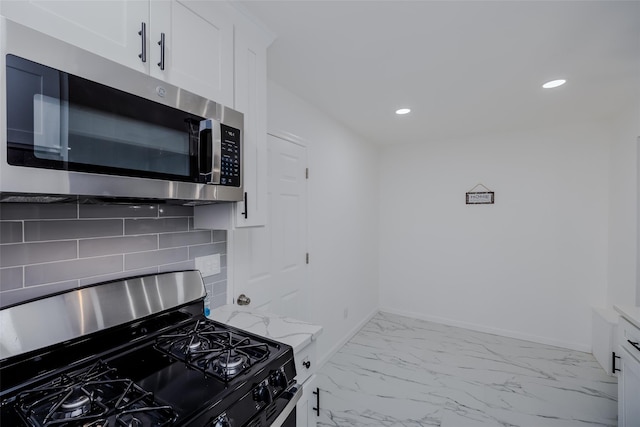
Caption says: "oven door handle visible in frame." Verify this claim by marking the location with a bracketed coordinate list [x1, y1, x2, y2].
[270, 384, 303, 427]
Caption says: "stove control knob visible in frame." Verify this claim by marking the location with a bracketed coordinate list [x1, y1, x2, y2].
[212, 414, 230, 427]
[253, 384, 273, 404]
[270, 369, 288, 389]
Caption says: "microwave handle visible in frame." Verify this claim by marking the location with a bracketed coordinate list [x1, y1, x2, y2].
[198, 119, 221, 184]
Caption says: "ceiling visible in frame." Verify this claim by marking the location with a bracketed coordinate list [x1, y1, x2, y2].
[239, 0, 640, 146]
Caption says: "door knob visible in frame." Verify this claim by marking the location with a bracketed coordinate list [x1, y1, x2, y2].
[237, 294, 251, 306]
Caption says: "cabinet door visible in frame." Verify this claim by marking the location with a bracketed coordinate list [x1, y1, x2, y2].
[297, 374, 318, 427]
[149, 0, 233, 107]
[0, 0, 149, 73]
[619, 348, 640, 427]
[233, 24, 268, 227]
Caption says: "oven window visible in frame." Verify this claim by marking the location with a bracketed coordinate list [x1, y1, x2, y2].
[6, 54, 202, 182]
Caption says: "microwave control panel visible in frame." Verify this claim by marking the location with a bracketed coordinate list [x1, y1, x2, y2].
[220, 125, 241, 187]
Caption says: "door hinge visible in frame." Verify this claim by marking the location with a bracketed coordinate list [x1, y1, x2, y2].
[305, 168, 309, 179]
[306, 253, 309, 264]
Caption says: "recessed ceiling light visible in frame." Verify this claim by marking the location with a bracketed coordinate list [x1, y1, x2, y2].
[542, 79, 566, 89]
[395, 108, 411, 115]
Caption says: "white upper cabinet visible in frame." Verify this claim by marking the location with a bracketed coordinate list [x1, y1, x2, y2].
[0, 0, 234, 106]
[0, 0, 150, 74]
[149, 0, 233, 106]
[2, 0, 271, 229]
[233, 18, 269, 227]
[194, 8, 273, 229]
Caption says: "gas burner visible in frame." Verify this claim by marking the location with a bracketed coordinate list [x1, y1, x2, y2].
[210, 351, 248, 377]
[58, 392, 93, 418]
[156, 319, 271, 381]
[15, 361, 176, 427]
[217, 351, 247, 371]
[61, 394, 91, 411]
[187, 341, 203, 351]
[155, 320, 224, 361]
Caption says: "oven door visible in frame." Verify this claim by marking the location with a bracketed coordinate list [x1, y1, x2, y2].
[260, 384, 302, 427]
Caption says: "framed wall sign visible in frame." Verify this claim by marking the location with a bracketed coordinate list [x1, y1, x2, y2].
[466, 184, 494, 205]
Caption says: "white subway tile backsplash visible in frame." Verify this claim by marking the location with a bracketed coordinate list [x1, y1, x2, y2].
[0, 202, 227, 309]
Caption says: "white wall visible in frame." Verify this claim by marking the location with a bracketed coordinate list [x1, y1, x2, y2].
[379, 122, 612, 352]
[608, 104, 639, 308]
[267, 80, 380, 364]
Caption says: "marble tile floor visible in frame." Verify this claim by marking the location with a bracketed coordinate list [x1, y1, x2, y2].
[316, 312, 617, 427]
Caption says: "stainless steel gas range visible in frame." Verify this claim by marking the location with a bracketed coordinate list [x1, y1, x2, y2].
[0, 270, 300, 426]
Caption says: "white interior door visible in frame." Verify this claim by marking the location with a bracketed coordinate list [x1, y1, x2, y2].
[233, 134, 308, 320]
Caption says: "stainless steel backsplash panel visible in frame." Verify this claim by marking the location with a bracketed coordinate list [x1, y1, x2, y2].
[0, 270, 206, 360]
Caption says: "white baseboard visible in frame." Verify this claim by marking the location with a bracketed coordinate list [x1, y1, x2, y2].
[316, 308, 379, 370]
[379, 306, 591, 353]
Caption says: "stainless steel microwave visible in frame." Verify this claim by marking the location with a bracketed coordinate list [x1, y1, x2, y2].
[0, 18, 243, 205]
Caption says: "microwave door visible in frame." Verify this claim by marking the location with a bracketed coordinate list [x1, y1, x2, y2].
[198, 119, 221, 184]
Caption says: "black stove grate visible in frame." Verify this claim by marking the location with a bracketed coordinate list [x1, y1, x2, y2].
[15, 361, 176, 427]
[155, 319, 270, 381]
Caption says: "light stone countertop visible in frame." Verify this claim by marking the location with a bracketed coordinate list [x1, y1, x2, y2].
[614, 305, 640, 329]
[208, 304, 323, 354]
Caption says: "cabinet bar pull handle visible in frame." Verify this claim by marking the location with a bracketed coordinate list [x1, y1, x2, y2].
[613, 351, 621, 373]
[138, 22, 147, 63]
[312, 387, 320, 416]
[241, 192, 248, 219]
[157, 32, 165, 70]
[629, 340, 640, 352]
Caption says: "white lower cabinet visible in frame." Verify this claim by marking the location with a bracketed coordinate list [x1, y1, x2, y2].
[618, 347, 640, 427]
[297, 374, 318, 427]
[295, 340, 319, 427]
[618, 316, 640, 427]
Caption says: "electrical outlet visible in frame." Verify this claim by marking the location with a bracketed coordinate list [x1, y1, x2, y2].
[195, 254, 221, 277]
